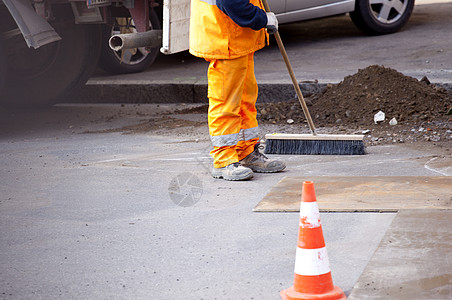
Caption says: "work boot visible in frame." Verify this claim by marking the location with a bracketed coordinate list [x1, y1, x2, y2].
[211, 162, 254, 181]
[240, 144, 286, 173]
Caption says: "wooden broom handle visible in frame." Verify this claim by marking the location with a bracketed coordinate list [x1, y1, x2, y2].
[261, 0, 317, 135]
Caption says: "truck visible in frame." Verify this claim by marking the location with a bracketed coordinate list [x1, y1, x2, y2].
[0, 0, 189, 107]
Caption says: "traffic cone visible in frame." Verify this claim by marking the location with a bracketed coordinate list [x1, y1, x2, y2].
[281, 181, 346, 300]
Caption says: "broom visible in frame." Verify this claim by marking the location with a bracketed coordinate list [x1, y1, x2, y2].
[261, 0, 365, 155]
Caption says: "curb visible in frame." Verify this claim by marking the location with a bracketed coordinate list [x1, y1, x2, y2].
[66, 82, 328, 104]
[67, 82, 452, 104]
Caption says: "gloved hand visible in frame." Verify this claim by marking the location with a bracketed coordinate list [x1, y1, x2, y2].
[266, 12, 278, 35]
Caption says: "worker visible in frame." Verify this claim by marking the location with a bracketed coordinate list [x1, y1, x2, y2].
[189, 0, 286, 181]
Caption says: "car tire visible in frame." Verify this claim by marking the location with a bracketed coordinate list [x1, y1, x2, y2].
[350, 0, 415, 35]
[1, 5, 102, 108]
[97, 9, 161, 75]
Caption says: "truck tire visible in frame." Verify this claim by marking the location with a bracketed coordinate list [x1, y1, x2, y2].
[97, 9, 161, 75]
[1, 5, 102, 108]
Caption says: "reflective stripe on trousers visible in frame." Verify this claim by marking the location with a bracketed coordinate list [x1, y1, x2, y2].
[207, 53, 260, 168]
[210, 127, 259, 147]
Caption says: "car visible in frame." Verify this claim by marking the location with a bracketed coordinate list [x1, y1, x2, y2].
[272, 0, 415, 35]
[100, 0, 415, 74]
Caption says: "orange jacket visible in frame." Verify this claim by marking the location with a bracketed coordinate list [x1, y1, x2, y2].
[189, 0, 268, 60]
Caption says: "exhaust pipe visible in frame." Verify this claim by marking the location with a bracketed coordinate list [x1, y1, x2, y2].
[109, 30, 162, 51]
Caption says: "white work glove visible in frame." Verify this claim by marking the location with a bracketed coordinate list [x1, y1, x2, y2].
[266, 12, 278, 35]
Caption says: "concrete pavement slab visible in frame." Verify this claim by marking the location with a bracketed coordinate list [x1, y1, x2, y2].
[348, 209, 452, 299]
[254, 176, 452, 212]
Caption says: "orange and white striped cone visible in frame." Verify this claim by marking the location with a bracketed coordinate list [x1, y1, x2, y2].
[281, 181, 346, 300]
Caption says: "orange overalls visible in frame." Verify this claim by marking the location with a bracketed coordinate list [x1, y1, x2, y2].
[189, 0, 268, 168]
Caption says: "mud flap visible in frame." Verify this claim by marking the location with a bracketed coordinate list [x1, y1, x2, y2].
[2, 0, 61, 48]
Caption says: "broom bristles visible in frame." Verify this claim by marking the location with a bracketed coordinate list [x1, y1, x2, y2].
[264, 135, 366, 155]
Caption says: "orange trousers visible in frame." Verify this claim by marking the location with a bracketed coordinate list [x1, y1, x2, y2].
[207, 53, 260, 168]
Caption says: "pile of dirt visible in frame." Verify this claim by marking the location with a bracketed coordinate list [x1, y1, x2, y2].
[257, 65, 452, 146]
[258, 65, 451, 126]
[312, 65, 450, 126]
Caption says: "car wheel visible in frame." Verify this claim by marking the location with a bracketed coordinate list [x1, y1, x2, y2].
[97, 9, 161, 75]
[1, 4, 102, 108]
[350, 0, 415, 35]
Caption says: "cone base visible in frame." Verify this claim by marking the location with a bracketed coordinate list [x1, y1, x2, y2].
[280, 285, 346, 300]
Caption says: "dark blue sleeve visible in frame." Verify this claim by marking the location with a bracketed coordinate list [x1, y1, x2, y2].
[216, 0, 267, 30]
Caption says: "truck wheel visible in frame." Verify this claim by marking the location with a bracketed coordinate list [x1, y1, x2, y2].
[97, 9, 161, 75]
[350, 0, 415, 35]
[1, 5, 102, 108]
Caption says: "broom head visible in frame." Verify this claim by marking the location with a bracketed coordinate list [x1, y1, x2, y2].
[264, 133, 366, 155]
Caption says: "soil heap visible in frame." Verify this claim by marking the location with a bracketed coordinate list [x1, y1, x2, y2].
[257, 65, 452, 146]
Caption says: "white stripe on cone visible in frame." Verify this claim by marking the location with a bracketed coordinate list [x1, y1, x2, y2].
[299, 202, 321, 228]
[294, 247, 331, 276]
